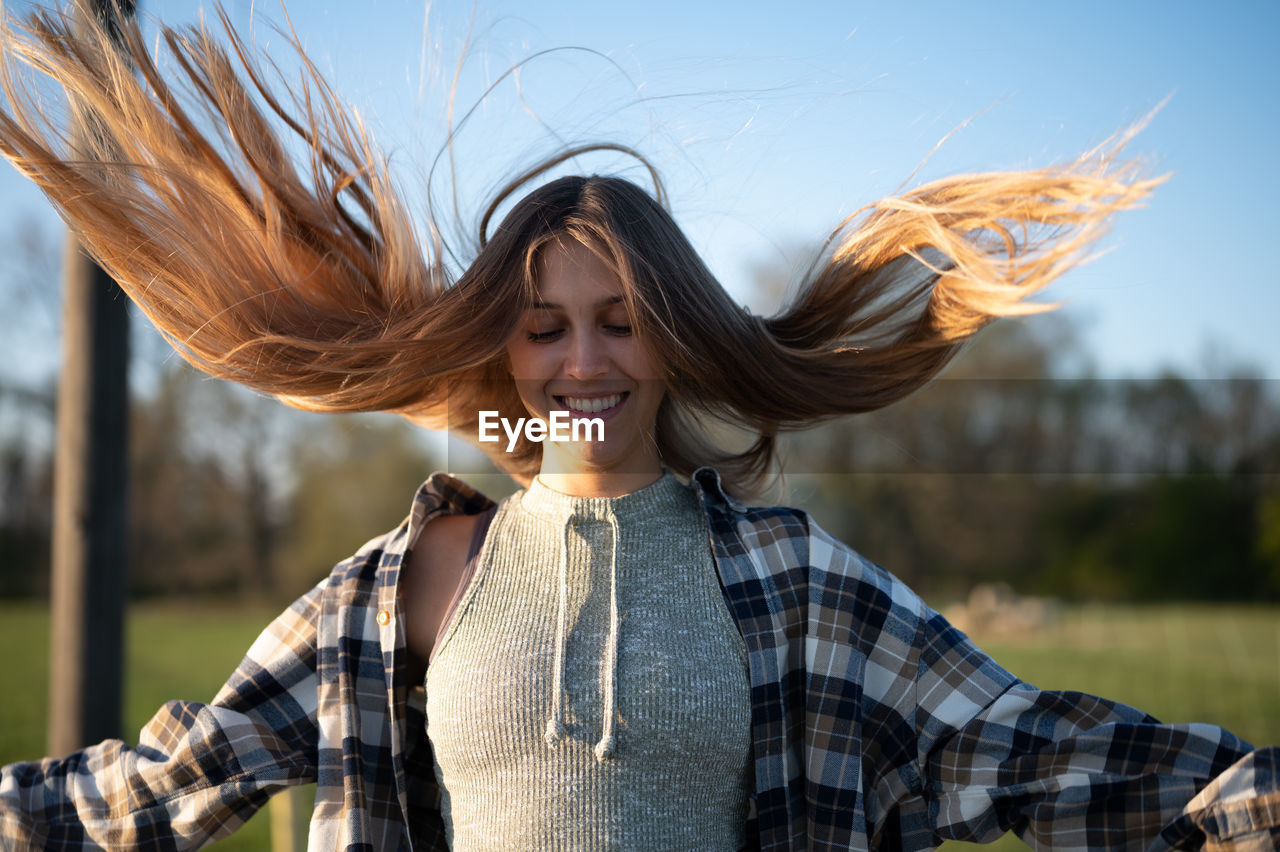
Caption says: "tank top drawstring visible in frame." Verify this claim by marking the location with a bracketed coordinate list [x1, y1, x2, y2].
[594, 512, 621, 761]
[542, 510, 621, 762]
[543, 514, 575, 748]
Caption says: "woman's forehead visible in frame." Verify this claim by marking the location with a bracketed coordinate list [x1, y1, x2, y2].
[532, 238, 626, 303]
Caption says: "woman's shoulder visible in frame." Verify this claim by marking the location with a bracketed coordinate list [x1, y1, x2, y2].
[310, 472, 498, 598]
[400, 479, 504, 674]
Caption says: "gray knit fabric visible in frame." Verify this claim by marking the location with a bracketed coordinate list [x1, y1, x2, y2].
[424, 470, 752, 851]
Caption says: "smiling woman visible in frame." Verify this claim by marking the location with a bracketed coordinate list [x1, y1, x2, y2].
[1, 3, 1278, 851]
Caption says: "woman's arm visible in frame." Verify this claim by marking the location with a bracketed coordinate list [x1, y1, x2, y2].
[795, 514, 1278, 850]
[912, 610, 1272, 849]
[0, 583, 325, 850]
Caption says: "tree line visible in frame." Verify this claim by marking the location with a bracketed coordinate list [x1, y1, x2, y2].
[4, 335, 1276, 604]
[781, 320, 1280, 602]
[0, 365, 447, 600]
[1, 229, 1277, 604]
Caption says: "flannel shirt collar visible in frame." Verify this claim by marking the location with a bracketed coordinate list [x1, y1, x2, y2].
[691, 465, 748, 514]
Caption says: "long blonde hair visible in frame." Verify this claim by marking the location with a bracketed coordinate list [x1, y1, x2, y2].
[0, 3, 1160, 495]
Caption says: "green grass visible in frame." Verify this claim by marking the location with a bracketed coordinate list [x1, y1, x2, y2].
[974, 605, 1280, 746]
[0, 601, 301, 851]
[2, 601, 1277, 850]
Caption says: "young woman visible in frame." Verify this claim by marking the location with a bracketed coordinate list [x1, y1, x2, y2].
[1, 4, 1276, 850]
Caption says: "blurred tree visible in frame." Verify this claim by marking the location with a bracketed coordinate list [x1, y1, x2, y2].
[786, 306, 1090, 598]
[130, 368, 243, 597]
[0, 430, 53, 598]
[1258, 485, 1280, 596]
[755, 248, 1280, 602]
[0, 219, 61, 599]
[129, 366, 324, 599]
[280, 415, 441, 593]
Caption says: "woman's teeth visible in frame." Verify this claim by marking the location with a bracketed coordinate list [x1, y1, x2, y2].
[557, 393, 623, 414]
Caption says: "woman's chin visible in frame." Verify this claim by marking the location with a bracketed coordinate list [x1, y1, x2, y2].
[543, 443, 620, 473]
[541, 441, 656, 478]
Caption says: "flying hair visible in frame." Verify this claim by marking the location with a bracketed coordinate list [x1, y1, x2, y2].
[0, 1, 1163, 495]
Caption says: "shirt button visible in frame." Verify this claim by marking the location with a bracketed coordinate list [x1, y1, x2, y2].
[376, 610, 391, 626]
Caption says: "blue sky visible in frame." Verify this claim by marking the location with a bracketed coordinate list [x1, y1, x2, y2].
[4, 0, 1278, 378]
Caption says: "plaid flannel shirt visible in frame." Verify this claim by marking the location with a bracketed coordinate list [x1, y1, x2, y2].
[2, 466, 1277, 851]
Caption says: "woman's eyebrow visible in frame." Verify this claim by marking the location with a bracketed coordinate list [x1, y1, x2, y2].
[529, 295, 624, 311]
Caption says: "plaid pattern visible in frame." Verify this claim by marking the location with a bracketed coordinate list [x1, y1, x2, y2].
[2, 466, 1275, 851]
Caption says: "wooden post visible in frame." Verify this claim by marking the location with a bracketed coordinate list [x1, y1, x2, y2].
[47, 0, 134, 756]
[270, 786, 310, 852]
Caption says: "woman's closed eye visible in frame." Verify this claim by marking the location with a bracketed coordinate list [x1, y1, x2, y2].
[527, 329, 564, 343]
[526, 324, 632, 343]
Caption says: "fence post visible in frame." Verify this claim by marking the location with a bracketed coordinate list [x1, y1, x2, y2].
[47, 0, 135, 757]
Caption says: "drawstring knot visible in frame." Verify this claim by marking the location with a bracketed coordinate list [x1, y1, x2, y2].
[543, 717, 568, 746]
[593, 734, 616, 761]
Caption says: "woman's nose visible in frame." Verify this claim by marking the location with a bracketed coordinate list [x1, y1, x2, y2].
[564, 330, 608, 378]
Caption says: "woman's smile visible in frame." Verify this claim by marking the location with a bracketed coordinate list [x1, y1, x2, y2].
[553, 391, 630, 421]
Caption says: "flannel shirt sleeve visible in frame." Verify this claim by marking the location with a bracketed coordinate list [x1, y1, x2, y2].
[0, 582, 324, 851]
[915, 609, 1274, 850]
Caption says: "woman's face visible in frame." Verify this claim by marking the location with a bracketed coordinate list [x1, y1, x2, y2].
[504, 238, 665, 480]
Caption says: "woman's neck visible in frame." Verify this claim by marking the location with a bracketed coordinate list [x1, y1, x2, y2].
[534, 468, 663, 499]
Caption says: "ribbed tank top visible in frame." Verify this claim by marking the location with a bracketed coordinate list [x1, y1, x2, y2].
[424, 470, 752, 851]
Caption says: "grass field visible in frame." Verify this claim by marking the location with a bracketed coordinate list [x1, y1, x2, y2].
[0, 601, 295, 851]
[1, 600, 1277, 850]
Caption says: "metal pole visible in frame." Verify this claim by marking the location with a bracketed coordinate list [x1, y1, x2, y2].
[47, 0, 134, 755]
